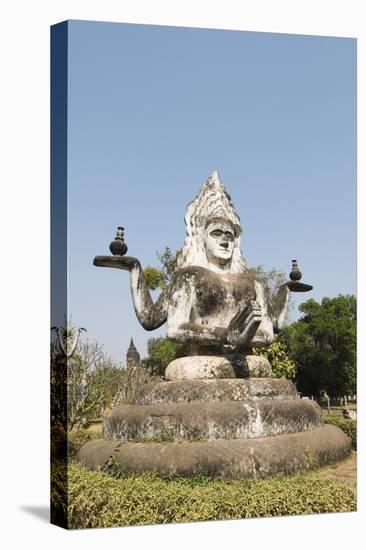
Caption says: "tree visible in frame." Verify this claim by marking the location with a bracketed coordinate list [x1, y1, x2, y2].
[246, 265, 292, 322]
[89, 363, 126, 413]
[157, 247, 177, 283]
[51, 330, 123, 431]
[253, 340, 296, 380]
[66, 340, 121, 429]
[143, 247, 177, 290]
[141, 337, 189, 376]
[279, 295, 356, 397]
[142, 266, 166, 291]
[112, 366, 157, 406]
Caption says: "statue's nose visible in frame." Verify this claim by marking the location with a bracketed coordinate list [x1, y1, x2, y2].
[220, 240, 229, 248]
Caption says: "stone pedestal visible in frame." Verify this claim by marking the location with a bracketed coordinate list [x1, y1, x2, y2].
[103, 398, 322, 441]
[85, 173, 329, 479]
[165, 354, 272, 380]
[77, 425, 350, 478]
[165, 355, 243, 380]
[77, 375, 351, 478]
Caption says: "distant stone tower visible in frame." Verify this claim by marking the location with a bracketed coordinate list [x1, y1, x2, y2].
[126, 338, 140, 370]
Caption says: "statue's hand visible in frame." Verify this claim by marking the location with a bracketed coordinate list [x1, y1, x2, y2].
[227, 301, 262, 346]
[176, 323, 228, 344]
[283, 280, 313, 293]
[93, 255, 141, 272]
[213, 327, 228, 341]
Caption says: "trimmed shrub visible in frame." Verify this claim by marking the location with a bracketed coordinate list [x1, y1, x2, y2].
[66, 462, 356, 529]
[323, 416, 357, 449]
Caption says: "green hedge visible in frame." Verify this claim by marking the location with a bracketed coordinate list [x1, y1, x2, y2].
[323, 416, 357, 449]
[64, 462, 356, 529]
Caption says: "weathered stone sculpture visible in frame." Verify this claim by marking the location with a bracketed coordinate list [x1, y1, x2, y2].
[94, 171, 294, 379]
[78, 171, 350, 478]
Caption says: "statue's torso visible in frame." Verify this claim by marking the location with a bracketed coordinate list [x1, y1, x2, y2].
[169, 266, 257, 329]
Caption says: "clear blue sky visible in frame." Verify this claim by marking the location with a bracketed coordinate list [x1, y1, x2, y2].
[66, 20, 356, 363]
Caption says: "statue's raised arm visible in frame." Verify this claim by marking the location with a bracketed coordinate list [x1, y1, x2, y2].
[94, 231, 169, 331]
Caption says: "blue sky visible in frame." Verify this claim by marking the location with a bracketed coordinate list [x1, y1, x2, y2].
[66, 20, 356, 362]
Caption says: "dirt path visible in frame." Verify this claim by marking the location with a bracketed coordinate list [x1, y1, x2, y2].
[309, 452, 357, 490]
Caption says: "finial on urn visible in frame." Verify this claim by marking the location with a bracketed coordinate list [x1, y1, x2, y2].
[289, 259, 302, 281]
[109, 226, 128, 256]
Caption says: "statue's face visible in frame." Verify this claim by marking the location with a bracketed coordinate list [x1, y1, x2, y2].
[205, 220, 235, 266]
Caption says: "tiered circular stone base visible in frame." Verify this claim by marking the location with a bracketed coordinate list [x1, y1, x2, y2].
[103, 398, 322, 441]
[76, 378, 351, 478]
[136, 378, 297, 404]
[77, 426, 350, 478]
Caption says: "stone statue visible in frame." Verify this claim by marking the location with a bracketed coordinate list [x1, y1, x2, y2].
[94, 171, 291, 354]
[167, 171, 291, 351]
[78, 171, 349, 480]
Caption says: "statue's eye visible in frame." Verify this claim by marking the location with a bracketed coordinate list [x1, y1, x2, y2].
[225, 232, 234, 241]
[210, 230, 223, 237]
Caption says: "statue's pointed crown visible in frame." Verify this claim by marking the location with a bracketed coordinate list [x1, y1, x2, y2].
[175, 171, 246, 272]
[185, 170, 242, 236]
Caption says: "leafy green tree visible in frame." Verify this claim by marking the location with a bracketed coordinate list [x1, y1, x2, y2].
[90, 363, 126, 412]
[143, 266, 166, 291]
[279, 295, 356, 397]
[253, 340, 296, 380]
[66, 341, 120, 429]
[141, 337, 189, 376]
[51, 325, 125, 430]
[143, 247, 177, 290]
[156, 247, 176, 283]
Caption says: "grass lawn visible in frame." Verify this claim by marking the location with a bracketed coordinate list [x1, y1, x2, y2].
[62, 435, 356, 529]
[56, 459, 356, 529]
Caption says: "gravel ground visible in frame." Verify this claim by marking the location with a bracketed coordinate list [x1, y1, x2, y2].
[309, 451, 357, 490]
